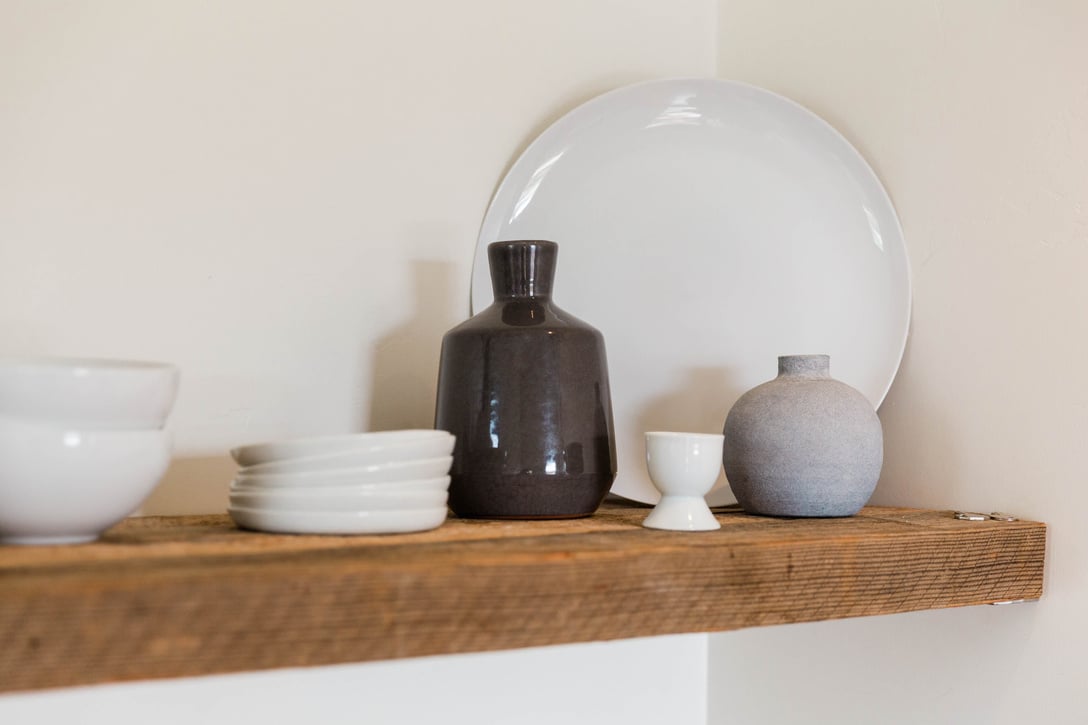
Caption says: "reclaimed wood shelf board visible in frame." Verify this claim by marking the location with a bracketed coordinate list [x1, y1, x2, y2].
[0, 502, 1045, 693]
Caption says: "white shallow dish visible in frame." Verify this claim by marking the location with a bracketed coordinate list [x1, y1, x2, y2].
[234, 458, 452, 488]
[228, 505, 448, 535]
[240, 437, 456, 475]
[231, 429, 453, 468]
[232, 475, 451, 496]
[0, 356, 179, 430]
[0, 419, 172, 544]
[473, 78, 911, 505]
[230, 487, 448, 512]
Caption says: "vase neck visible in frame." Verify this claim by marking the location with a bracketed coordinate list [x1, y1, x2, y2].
[778, 355, 831, 379]
[489, 240, 557, 300]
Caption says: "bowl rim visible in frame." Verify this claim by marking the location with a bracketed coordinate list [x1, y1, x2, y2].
[0, 356, 178, 373]
[0, 418, 173, 440]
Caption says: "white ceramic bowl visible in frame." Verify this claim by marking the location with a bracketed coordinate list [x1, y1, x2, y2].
[0, 357, 179, 430]
[0, 419, 172, 544]
[231, 429, 454, 467]
[239, 438, 456, 475]
[229, 487, 448, 512]
[233, 457, 452, 489]
[228, 506, 448, 535]
[232, 475, 452, 496]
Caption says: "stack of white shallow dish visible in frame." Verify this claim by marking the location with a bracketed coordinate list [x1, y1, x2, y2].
[227, 430, 455, 535]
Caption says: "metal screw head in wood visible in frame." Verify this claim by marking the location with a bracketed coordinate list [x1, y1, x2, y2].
[953, 511, 1020, 522]
[954, 511, 988, 521]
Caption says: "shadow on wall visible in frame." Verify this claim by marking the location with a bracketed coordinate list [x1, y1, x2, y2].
[635, 365, 741, 498]
[367, 259, 463, 432]
[871, 332, 962, 509]
[139, 260, 464, 517]
[140, 455, 236, 516]
[636, 365, 743, 436]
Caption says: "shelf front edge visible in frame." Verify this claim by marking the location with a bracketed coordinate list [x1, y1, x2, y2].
[0, 505, 1046, 693]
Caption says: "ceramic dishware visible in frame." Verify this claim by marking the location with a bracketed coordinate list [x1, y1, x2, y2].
[240, 437, 456, 475]
[642, 432, 724, 532]
[229, 487, 448, 513]
[233, 457, 452, 489]
[231, 429, 453, 468]
[0, 419, 172, 544]
[472, 78, 911, 505]
[0, 357, 179, 430]
[436, 240, 616, 519]
[231, 475, 452, 496]
[227, 506, 449, 535]
[723, 355, 883, 517]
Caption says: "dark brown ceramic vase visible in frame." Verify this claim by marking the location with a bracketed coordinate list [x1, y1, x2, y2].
[435, 240, 616, 518]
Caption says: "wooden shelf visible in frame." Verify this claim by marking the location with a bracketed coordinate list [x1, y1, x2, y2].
[0, 502, 1045, 693]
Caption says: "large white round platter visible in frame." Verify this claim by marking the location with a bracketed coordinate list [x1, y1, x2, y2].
[472, 78, 911, 505]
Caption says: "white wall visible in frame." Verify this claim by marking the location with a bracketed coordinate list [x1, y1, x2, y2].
[5, 1, 1084, 722]
[0, 0, 714, 721]
[0, 636, 708, 725]
[0, 0, 715, 513]
[712, 2, 1086, 723]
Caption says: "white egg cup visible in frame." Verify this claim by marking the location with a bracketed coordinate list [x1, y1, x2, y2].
[642, 431, 724, 532]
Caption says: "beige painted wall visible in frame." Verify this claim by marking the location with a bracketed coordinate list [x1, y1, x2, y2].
[712, 2, 1086, 722]
[4, 0, 1083, 720]
[0, 0, 715, 514]
[0, 1, 714, 721]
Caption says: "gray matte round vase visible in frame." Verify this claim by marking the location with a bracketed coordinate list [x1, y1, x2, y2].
[722, 355, 883, 517]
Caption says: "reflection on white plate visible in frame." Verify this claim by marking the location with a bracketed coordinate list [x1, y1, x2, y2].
[473, 78, 911, 505]
[227, 506, 448, 535]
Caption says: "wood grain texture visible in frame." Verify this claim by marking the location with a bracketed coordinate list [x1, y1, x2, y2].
[0, 503, 1045, 693]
